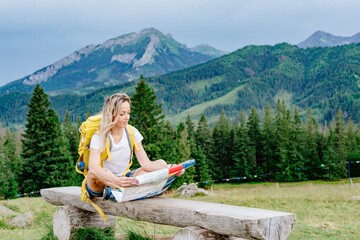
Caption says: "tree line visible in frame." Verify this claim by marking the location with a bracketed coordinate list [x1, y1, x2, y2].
[0, 77, 359, 199]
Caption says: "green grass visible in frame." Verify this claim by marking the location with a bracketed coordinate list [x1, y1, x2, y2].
[0, 197, 56, 239]
[167, 84, 245, 125]
[189, 180, 360, 240]
[187, 76, 224, 94]
[1, 179, 360, 239]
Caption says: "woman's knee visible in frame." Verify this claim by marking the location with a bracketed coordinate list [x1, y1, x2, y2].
[86, 169, 104, 189]
[87, 168, 97, 180]
[155, 159, 167, 168]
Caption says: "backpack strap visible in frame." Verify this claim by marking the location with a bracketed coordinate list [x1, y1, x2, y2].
[80, 176, 108, 221]
[125, 124, 139, 151]
[122, 125, 139, 176]
[100, 138, 111, 167]
[125, 126, 133, 157]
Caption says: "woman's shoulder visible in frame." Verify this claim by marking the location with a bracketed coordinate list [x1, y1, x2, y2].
[92, 132, 100, 138]
[127, 124, 139, 132]
[89, 132, 101, 149]
[127, 124, 143, 141]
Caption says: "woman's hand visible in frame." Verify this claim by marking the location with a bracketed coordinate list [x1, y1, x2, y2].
[118, 177, 139, 188]
[168, 164, 186, 176]
[104, 176, 139, 189]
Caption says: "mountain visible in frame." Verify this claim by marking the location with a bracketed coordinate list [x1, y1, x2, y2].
[1, 43, 360, 126]
[191, 44, 228, 57]
[0, 28, 224, 95]
[298, 30, 360, 48]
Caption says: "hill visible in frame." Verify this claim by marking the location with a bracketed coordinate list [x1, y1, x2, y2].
[149, 43, 360, 124]
[0, 28, 224, 96]
[1, 43, 360, 126]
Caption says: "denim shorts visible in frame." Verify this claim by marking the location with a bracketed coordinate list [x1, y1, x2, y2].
[85, 183, 103, 198]
[125, 169, 136, 177]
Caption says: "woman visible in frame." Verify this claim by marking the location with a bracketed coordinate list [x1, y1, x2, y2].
[86, 93, 174, 199]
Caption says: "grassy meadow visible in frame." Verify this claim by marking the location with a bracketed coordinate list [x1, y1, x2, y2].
[1, 179, 360, 240]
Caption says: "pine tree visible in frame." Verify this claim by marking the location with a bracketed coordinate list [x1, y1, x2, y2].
[333, 110, 348, 178]
[72, 114, 84, 185]
[152, 121, 178, 164]
[4, 129, 22, 184]
[195, 114, 214, 176]
[261, 105, 276, 177]
[305, 109, 323, 179]
[63, 111, 79, 164]
[0, 152, 18, 199]
[231, 111, 252, 180]
[185, 116, 211, 187]
[21, 85, 75, 193]
[0, 130, 19, 199]
[130, 76, 165, 160]
[315, 127, 328, 179]
[274, 101, 291, 181]
[176, 123, 191, 164]
[343, 119, 360, 177]
[172, 123, 194, 188]
[345, 119, 360, 163]
[192, 146, 212, 187]
[246, 107, 262, 179]
[323, 129, 339, 179]
[211, 110, 232, 179]
[185, 115, 196, 139]
[320, 111, 347, 180]
[287, 107, 307, 181]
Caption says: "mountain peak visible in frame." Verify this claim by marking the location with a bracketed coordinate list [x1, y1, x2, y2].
[312, 30, 332, 37]
[191, 44, 228, 57]
[139, 27, 163, 35]
[98, 28, 172, 49]
[298, 30, 360, 48]
[0, 28, 226, 95]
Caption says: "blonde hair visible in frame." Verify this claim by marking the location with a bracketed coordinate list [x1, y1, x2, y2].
[99, 93, 131, 151]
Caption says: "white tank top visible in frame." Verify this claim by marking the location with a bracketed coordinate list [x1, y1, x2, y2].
[89, 126, 143, 176]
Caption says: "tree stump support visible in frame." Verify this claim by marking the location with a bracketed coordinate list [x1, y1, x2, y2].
[53, 205, 116, 240]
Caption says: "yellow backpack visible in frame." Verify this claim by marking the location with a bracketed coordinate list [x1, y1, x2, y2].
[76, 115, 138, 220]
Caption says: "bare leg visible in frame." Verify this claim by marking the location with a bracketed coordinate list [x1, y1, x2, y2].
[133, 159, 168, 176]
[86, 169, 106, 192]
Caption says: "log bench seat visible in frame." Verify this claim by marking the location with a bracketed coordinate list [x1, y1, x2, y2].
[40, 186, 295, 240]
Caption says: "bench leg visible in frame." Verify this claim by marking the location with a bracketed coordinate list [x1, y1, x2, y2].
[53, 205, 116, 240]
[173, 226, 249, 240]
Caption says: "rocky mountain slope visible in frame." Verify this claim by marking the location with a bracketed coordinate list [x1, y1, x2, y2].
[0, 28, 224, 95]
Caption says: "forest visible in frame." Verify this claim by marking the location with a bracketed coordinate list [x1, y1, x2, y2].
[0, 78, 359, 199]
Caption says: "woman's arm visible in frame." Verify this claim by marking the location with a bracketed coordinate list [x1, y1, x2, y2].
[135, 141, 167, 171]
[88, 148, 137, 188]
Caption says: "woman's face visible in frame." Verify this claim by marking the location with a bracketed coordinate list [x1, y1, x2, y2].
[115, 101, 131, 128]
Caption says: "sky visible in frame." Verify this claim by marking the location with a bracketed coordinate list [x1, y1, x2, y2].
[1, 0, 359, 87]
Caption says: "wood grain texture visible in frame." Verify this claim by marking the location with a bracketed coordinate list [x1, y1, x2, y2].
[41, 186, 295, 240]
[173, 226, 230, 240]
[53, 205, 116, 240]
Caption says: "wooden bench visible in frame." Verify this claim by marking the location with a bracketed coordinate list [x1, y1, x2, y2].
[40, 186, 295, 240]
